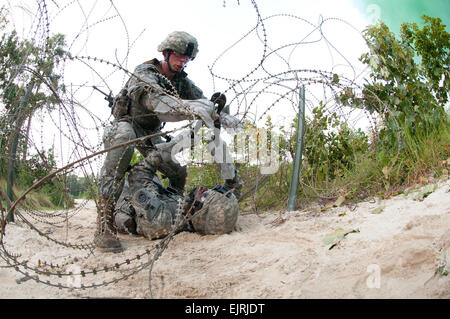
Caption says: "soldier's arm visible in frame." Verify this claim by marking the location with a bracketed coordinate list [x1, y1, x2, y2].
[181, 77, 206, 100]
[125, 64, 213, 126]
[127, 64, 241, 129]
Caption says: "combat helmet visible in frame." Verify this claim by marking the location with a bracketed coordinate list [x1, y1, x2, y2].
[157, 31, 199, 60]
[189, 186, 239, 235]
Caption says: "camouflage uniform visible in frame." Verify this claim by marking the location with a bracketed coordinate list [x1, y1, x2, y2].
[96, 31, 243, 250]
[98, 63, 242, 200]
[114, 133, 242, 239]
[114, 163, 240, 239]
[114, 149, 185, 239]
[98, 58, 205, 201]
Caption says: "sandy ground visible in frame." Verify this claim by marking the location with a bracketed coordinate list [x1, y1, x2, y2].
[0, 178, 449, 299]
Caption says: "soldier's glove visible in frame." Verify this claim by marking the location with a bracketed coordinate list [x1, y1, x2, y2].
[219, 113, 244, 130]
[210, 92, 227, 111]
[186, 98, 241, 130]
[187, 99, 218, 128]
[210, 92, 227, 130]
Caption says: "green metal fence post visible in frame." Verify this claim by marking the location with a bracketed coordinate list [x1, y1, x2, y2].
[287, 85, 305, 211]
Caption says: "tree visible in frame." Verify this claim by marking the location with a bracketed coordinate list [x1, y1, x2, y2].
[0, 22, 67, 162]
[0, 7, 69, 215]
[338, 15, 449, 152]
[401, 16, 449, 106]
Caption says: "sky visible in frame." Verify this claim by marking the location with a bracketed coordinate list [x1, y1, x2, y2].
[350, 0, 449, 33]
[4, 0, 444, 115]
[1, 1, 370, 125]
[0, 0, 447, 168]
[1, 1, 369, 85]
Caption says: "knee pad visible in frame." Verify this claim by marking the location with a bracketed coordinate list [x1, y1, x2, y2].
[133, 188, 178, 239]
[115, 211, 137, 235]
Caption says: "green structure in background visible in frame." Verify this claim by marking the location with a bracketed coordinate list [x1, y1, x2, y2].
[351, 0, 450, 33]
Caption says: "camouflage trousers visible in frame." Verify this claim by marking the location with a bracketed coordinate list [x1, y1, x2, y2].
[110, 125, 243, 239]
[114, 149, 186, 239]
[113, 152, 243, 239]
[98, 120, 187, 200]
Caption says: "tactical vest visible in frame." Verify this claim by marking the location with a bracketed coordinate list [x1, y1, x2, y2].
[113, 59, 203, 132]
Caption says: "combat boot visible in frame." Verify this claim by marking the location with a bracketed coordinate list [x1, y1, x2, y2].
[94, 195, 123, 253]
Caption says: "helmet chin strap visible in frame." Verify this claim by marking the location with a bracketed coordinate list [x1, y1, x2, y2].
[164, 50, 181, 74]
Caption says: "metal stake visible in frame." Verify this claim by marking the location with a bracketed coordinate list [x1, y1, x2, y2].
[287, 86, 305, 211]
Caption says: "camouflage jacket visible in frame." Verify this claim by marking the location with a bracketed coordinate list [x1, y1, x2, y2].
[124, 58, 205, 131]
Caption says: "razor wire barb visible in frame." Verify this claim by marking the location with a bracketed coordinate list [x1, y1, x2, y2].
[0, 0, 400, 297]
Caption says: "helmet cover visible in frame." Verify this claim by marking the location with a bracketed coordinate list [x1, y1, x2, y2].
[157, 31, 199, 60]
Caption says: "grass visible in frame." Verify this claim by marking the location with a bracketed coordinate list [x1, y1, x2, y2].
[236, 118, 450, 213]
[0, 178, 68, 212]
[1, 118, 448, 215]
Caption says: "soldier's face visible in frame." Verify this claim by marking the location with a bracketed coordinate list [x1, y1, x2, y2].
[169, 51, 191, 72]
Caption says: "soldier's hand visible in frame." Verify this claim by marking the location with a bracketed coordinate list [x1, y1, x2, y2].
[220, 113, 244, 130]
[187, 99, 217, 128]
[210, 92, 227, 112]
